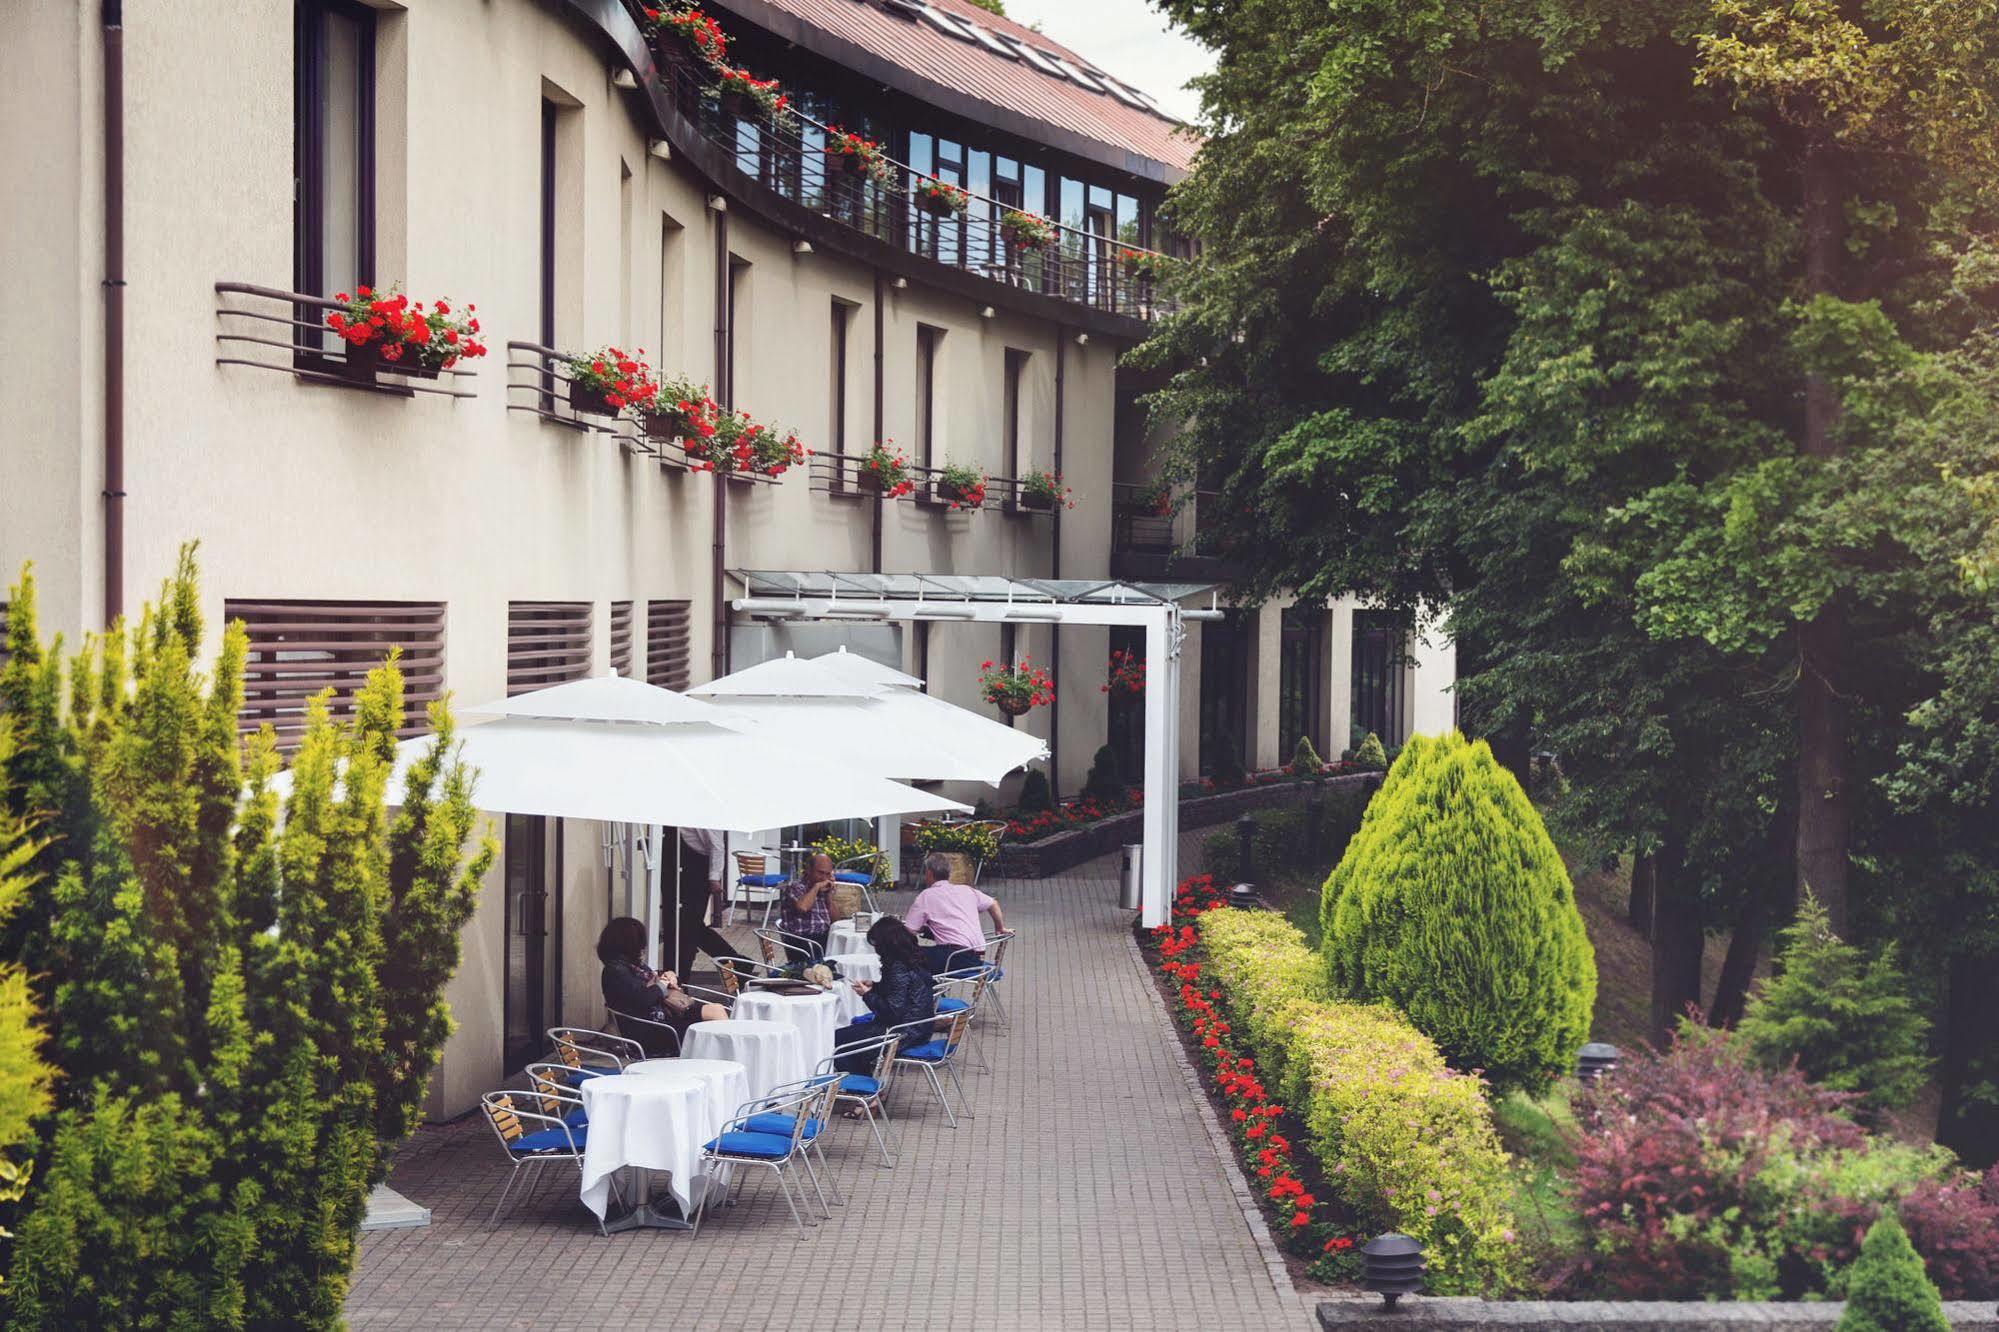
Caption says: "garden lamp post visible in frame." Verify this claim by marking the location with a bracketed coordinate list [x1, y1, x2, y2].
[1359, 1232, 1425, 1309]
[1576, 1041, 1620, 1084]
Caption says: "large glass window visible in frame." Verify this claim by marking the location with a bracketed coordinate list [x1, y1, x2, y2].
[1278, 604, 1328, 758]
[1350, 611, 1409, 749]
[294, 0, 375, 344]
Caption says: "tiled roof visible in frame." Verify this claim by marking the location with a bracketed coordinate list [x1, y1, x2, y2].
[713, 0, 1200, 176]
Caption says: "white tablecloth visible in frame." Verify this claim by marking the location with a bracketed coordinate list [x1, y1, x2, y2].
[826, 920, 872, 959]
[577, 1059, 749, 1220]
[733, 989, 841, 1074]
[830, 979, 873, 1023]
[683, 1019, 808, 1101]
[830, 949, 880, 984]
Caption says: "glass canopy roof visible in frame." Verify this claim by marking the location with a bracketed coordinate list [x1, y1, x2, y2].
[731, 571, 1218, 606]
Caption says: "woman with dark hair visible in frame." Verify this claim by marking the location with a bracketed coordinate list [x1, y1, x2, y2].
[597, 916, 727, 1058]
[830, 915, 936, 1077]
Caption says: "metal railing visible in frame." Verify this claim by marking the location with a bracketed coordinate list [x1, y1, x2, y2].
[806, 453, 1055, 513]
[648, 46, 1178, 324]
[214, 282, 478, 399]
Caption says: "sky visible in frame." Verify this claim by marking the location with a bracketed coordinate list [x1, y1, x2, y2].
[995, 0, 1213, 124]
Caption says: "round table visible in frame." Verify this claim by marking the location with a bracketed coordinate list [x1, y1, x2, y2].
[829, 978, 873, 1023]
[732, 989, 841, 1074]
[682, 1018, 808, 1101]
[577, 1058, 749, 1223]
[830, 950, 880, 984]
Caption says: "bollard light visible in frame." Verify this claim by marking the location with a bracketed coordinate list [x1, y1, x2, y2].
[1360, 1232, 1425, 1309]
[1576, 1041, 1620, 1085]
[1235, 813, 1258, 882]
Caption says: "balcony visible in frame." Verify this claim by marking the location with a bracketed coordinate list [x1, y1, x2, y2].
[214, 283, 478, 400]
[573, 0, 1179, 337]
[808, 453, 1057, 514]
[1109, 483, 1237, 581]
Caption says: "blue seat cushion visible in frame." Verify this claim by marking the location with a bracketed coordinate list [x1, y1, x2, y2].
[837, 1074, 882, 1097]
[744, 1112, 822, 1140]
[510, 1125, 584, 1154]
[738, 872, 787, 887]
[704, 1130, 795, 1159]
[936, 998, 968, 1014]
[848, 1012, 876, 1025]
[563, 1065, 615, 1086]
[833, 870, 873, 884]
[899, 1039, 949, 1062]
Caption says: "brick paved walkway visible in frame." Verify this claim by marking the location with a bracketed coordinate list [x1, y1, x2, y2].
[349, 845, 1313, 1330]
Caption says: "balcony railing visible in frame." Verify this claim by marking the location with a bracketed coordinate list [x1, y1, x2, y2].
[807, 453, 1057, 513]
[649, 49, 1178, 325]
[215, 283, 478, 399]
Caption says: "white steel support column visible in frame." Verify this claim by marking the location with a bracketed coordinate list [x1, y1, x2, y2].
[1140, 606, 1182, 927]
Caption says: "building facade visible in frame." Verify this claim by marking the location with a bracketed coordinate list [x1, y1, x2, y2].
[1, 0, 1453, 1113]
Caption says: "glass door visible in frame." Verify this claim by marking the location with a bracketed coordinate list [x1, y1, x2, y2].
[503, 814, 558, 1073]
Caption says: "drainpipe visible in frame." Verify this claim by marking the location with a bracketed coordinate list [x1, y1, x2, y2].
[102, 0, 126, 625]
[871, 268, 884, 574]
[1050, 327, 1066, 797]
[710, 213, 729, 680]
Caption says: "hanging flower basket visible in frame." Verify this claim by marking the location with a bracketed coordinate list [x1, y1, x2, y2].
[915, 177, 970, 218]
[999, 209, 1056, 253]
[935, 463, 988, 511]
[857, 441, 915, 497]
[563, 345, 657, 418]
[326, 285, 486, 384]
[1104, 648, 1147, 697]
[1018, 467, 1073, 511]
[979, 656, 1054, 717]
[642, 4, 728, 64]
[824, 126, 895, 188]
[639, 375, 719, 442]
[715, 66, 788, 121]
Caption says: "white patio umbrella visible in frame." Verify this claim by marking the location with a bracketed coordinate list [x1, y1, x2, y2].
[691, 654, 1046, 786]
[811, 645, 924, 689]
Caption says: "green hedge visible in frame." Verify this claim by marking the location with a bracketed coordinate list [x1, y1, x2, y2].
[1198, 907, 1527, 1293]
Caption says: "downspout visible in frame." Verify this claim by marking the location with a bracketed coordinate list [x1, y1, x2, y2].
[102, 0, 126, 625]
[871, 267, 885, 574]
[1050, 328, 1066, 797]
[710, 212, 730, 680]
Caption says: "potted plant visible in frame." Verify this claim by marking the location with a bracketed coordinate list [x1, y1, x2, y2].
[692, 411, 809, 477]
[562, 345, 656, 417]
[1103, 648, 1146, 697]
[823, 126, 895, 188]
[913, 820, 1001, 884]
[857, 441, 915, 497]
[1018, 467, 1073, 511]
[915, 177, 969, 218]
[639, 374, 719, 443]
[641, 4, 728, 64]
[1115, 246, 1172, 281]
[979, 656, 1054, 717]
[934, 462, 988, 511]
[326, 285, 487, 381]
[999, 209, 1056, 253]
[715, 65, 787, 120]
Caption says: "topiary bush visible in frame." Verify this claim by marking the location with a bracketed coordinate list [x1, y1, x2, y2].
[1736, 891, 1931, 1123]
[1289, 734, 1324, 777]
[1015, 767, 1053, 814]
[1081, 744, 1125, 805]
[1197, 906, 1527, 1294]
[1322, 732, 1596, 1092]
[1837, 1212, 1949, 1332]
[1353, 731, 1387, 770]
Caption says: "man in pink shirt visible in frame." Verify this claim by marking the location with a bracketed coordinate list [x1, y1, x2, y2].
[904, 852, 1004, 974]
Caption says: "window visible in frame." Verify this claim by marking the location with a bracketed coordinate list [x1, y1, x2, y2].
[610, 601, 634, 678]
[1108, 625, 1144, 779]
[294, 0, 375, 307]
[538, 99, 558, 406]
[1278, 604, 1328, 758]
[1350, 611, 1410, 749]
[915, 325, 942, 467]
[829, 301, 853, 457]
[617, 160, 634, 346]
[230, 599, 445, 750]
[507, 601, 592, 695]
[725, 256, 749, 407]
[646, 600, 693, 691]
[1198, 612, 1252, 777]
[911, 619, 931, 686]
[657, 213, 684, 370]
[1003, 349, 1028, 481]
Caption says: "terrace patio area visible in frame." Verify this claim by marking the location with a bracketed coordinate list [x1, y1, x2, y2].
[347, 840, 1315, 1330]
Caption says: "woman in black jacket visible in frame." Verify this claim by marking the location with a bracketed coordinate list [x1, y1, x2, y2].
[832, 916, 937, 1075]
[597, 916, 727, 1058]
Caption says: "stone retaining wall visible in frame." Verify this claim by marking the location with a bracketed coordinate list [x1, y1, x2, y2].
[1316, 1296, 1999, 1330]
[986, 770, 1383, 880]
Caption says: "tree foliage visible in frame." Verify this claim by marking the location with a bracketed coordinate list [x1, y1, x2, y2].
[1837, 1211, 1949, 1332]
[0, 554, 493, 1327]
[1323, 733, 1596, 1091]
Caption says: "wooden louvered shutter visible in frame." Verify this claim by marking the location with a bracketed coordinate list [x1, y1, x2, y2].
[507, 601, 593, 695]
[609, 601, 634, 678]
[646, 600, 692, 691]
[229, 599, 447, 749]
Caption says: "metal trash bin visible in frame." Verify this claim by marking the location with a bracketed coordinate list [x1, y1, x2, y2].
[1119, 843, 1143, 911]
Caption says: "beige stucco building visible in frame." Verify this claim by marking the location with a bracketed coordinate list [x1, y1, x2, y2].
[0, 0, 1453, 1114]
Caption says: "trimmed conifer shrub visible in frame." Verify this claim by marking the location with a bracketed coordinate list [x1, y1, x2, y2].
[1082, 744, 1125, 804]
[1322, 732, 1596, 1091]
[1353, 731, 1387, 770]
[1737, 891, 1930, 1123]
[1837, 1212, 1949, 1332]
[1290, 733, 1324, 776]
[1016, 767, 1053, 813]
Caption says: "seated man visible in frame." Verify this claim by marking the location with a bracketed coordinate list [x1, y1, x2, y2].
[903, 851, 1003, 975]
[778, 852, 835, 963]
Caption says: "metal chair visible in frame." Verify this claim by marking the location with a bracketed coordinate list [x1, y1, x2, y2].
[691, 1083, 833, 1239]
[951, 929, 1015, 1030]
[816, 1033, 902, 1168]
[745, 1073, 846, 1212]
[890, 1004, 976, 1128]
[932, 963, 997, 1072]
[604, 1006, 682, 1058]
[732, 850, 787, 926]
[524, 1062, 593, 1129]
[711, 954, 781, 1001]
[754, 924, 824, 966]
[480, 1088, 608, 1233]
[961, 819, 1009, 884]
[833, 852, 883, 915]
[548, 1026, 641, 1084]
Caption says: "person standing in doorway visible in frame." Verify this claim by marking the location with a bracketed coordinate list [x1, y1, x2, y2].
[674, 826, 737, 977]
